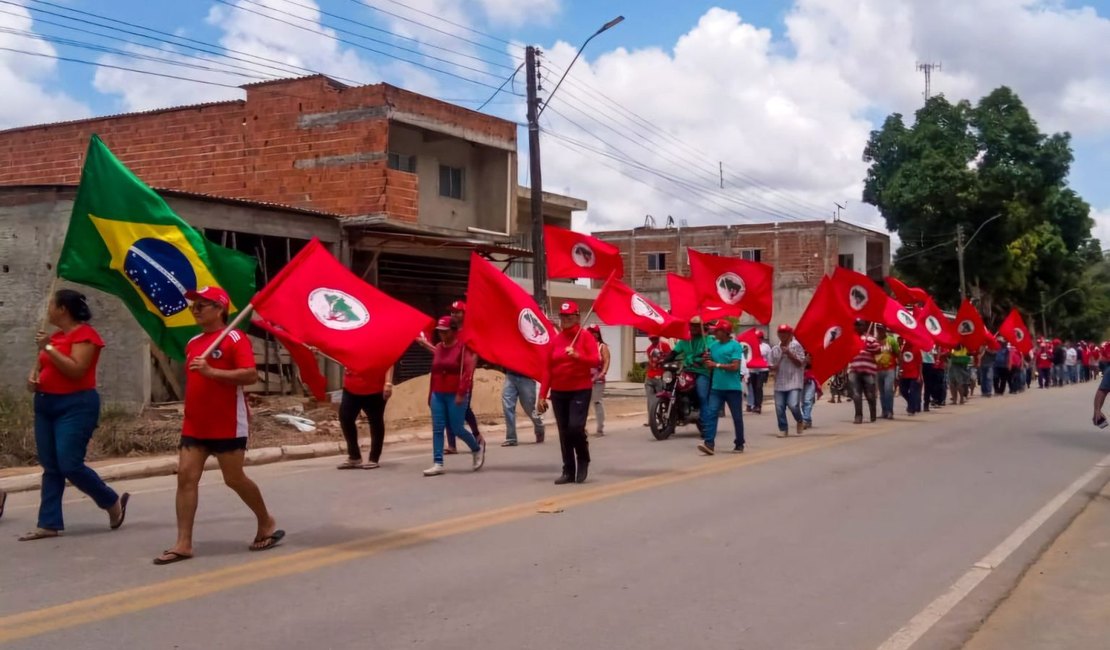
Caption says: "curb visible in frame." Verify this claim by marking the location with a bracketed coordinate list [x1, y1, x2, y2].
[0, 410, 647, 494]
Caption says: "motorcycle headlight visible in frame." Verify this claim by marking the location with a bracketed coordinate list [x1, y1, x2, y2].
[663, 370, 674, 384]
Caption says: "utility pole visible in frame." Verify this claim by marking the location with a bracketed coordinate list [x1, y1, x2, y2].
[1040, 290, 1048, 338]
[719, 162, 724, 189]
[956, 223, 967, 301]
[525, 46, 547, 311]
[916, 61, 942, 100]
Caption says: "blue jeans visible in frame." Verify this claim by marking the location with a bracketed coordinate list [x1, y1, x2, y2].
[34, 390, 118, 531]
[802, 380, 816, 425]
[877, 369, 896, 417]
[979, 365, 994, 396]
[431, 392, 479, 463]
[694, 373, 711, 431]
[703, 389, 744, 449]
[900, 378, 922, 413]
[502, 371, 544, 443]
[1067, 365, 1079, 384]
[774, 389, 802, 432]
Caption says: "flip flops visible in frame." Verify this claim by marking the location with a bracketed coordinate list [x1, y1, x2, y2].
[18, 529, 59, 542]
[249, 529, 286, 552]
[110, 493, 131, 530]
[336, 459, 364, 469]
[152, 550, 193, 565]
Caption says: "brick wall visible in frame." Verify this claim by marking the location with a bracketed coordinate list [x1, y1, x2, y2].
[0, 76, 515, 223]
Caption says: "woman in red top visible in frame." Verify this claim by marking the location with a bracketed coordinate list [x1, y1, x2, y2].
[423, 316, 485, 476]
[19, 290, 129, 541]
[538, 302, 601, 485]
[154, 287, 282, 565]
[898, 342, 923, 415]
[336, 364, 394, 470]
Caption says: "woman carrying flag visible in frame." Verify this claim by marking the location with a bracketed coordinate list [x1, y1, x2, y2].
[538, 302, 600, 484]
[19, 289, 129, 542]
[423, 316, 485, 477]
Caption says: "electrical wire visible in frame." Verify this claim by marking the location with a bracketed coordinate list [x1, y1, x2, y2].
[476, 61, 524, 111]
[0, 45, 244, 89]
[347, 0, 519, 58]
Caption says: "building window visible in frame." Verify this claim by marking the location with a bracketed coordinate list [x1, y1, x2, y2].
[739, 248, 762, 262]
[388, 152, 416, 173]
[439, 165, 464, 199]
[647, 252, 667, 271]
[838, 254, 855, 270]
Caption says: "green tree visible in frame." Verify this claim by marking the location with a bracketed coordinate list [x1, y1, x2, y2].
[862, 87, 1110, 339]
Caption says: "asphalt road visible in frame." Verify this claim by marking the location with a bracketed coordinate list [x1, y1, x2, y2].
[2, 384, 1108, 650]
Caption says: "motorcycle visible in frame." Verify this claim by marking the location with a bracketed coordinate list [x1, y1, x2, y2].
[650, 361, 703, 440]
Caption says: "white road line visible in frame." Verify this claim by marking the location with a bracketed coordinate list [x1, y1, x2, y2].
[877, 451, 1110, 650]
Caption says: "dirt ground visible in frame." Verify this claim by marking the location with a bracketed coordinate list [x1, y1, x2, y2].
[0, 370, 647, 469]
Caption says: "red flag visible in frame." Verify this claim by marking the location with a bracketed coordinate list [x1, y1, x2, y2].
[253, 317, 327, 401]
[595, 276, 687, 339]
[885, 276, 918, 305]
[954, 299, 998, 351]
[795, 276, 862, 384]
[998, 308, 1033, 355]
[251, 238, 433, 374]
[543, 225, 623, 280]
[667, 273, 742, 322]
[829, 267, 887, 322]
[687, 248, 774, 324]
[887, 300, 933, 350]
[736, 328, 768, 370]
[920, 297, 960, 348]
[460, 252, 554, 382]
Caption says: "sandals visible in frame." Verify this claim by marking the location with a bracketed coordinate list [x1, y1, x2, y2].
[153, 550, 193, 565]
[110, 493, 131, 530]
[249, 529, 286, 552]
[336, 459, 364, 469]
[18, 528, 59, 542]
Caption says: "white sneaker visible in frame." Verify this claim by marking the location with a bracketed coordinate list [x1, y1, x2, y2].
[423, 464, 445, 477]
[472, 439, 486, 471]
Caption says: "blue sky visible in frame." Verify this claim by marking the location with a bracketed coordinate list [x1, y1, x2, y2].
[6, 0, 1110, 238]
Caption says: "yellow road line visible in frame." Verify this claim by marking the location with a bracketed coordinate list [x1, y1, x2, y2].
[0, 425, 892, 644]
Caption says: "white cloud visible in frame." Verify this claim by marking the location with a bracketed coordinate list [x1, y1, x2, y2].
[0, 2, 89, 128]
[536, 1, 1110, 235]
[1090, 206, 1110, 250]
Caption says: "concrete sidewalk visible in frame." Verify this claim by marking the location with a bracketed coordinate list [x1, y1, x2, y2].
[963, 481, 1110, 650]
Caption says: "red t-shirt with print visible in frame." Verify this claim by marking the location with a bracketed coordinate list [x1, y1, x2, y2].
[900, 347, 922, 380]
[183, 329, 256, 440]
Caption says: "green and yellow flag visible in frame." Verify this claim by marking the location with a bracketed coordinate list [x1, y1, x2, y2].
[58, 135, 256, 359]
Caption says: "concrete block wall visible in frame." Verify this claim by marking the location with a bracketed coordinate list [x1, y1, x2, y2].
[0, 190, 149, 408]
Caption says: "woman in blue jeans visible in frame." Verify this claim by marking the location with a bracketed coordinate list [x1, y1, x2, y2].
[20, 290, 129, 541]
[423, 316, 485, 476]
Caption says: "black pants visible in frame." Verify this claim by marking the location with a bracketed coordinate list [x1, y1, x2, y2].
[551, 389, 591, 477]
[749, 371, 767, 411]
[339, 390, 387, 463]
[994, 368, 1011, 395]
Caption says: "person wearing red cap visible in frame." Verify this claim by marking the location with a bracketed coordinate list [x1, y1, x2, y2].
[769, 324, 806, 437]
[446, 301, 483, 452]
[538, 301, 600, 484]
[423, 315, 485, 476]
[19, 289, 129, 542]
[154, 286, 282, 565]
[697, 320, 747, 455]
[586, 324, 610, 436]
[746, 330, 770, 414]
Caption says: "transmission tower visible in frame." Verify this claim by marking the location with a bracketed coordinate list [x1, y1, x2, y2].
[916, 61, 942, 100]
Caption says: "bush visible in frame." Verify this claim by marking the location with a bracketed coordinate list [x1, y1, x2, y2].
[627, 363, 647, 383]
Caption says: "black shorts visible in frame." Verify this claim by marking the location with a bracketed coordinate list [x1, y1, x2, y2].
[179, 436, 248, 454]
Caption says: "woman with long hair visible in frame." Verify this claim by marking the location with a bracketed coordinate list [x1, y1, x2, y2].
[423, 316, 485, 477]
[20, 289, 129, 541]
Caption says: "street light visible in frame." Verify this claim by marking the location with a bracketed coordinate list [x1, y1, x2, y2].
[526, 16, 624, 311]
[957, 213, 1003, 300]
[1039, 286, 1083, 336]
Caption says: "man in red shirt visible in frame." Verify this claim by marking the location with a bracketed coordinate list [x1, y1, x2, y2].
[154, 287, 282, 565]
[898, 342, 923, 415]
[644, 335, 672, 427]
[538, 301, 601, 484]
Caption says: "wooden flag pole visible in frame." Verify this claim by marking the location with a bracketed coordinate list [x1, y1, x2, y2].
[568, 302, 598, 348]
[199, 304, 255, 359]
[29, 276, 60, 383]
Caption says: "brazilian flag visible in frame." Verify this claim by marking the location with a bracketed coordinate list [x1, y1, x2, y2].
[57, 135, 256, 360]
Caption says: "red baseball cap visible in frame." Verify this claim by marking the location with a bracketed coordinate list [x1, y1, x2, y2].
[435, 315, 454, 330]
[185, 286, 230, 307]
[712, 320, 732, 332]
[777, 324, 794, 334]
[450, 300, 466, 312]
[755, 330, 765, 339]
[559, 301, 580, 315]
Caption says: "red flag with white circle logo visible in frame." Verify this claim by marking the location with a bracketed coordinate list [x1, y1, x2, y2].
[543, 225, 624, 280]
[997, 307, 1033, 355]
[687, 248, 774, 324]
[594, 275, 687, 339]
[794, 276, 862, 384]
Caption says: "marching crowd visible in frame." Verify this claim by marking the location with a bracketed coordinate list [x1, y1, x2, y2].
[4, 288, 1107, 568]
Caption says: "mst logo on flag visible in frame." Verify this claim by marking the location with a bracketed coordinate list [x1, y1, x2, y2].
[716, 273, 746, 305]
[957, 319, 975, 335]
[630, 294, 665, 324]
[571, 243, 595, 268]
[823, 325, 843, 349]
[518, 308, 551, 345]
[848, 285, 870, 312]
[308, 288, 369, 330]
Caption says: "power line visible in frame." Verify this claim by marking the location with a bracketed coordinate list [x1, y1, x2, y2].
[0, 45, 244, 90]
[476, 61, 524, 111]
[378, 0, 521, 50]
[213, 0, 513, 91]
[346, 0, 518, 58]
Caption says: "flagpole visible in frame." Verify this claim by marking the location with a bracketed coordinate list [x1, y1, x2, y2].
[200, 304, 255, 359]
[30, 275, 61, 383]
[569, 302, 598, 348]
